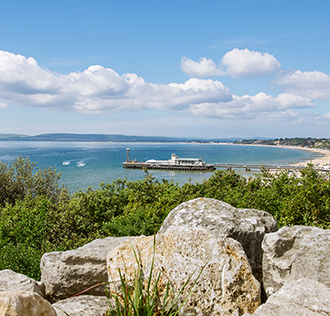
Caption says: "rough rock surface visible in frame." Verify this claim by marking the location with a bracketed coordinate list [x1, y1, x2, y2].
[243, 278, 330, 316]
[107, 227, 261, 316]
[158, 197, 278, 283]
[262, 225, 330, 297]
[0, 291, 56, 316]
[52, 295, 109, 316]
[0, 269, 45, 298]
[40, 236, 129, 302]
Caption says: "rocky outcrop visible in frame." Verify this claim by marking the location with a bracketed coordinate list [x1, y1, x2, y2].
[40, 236, 130, 302]
[243, 278, 330, 316]
[262, 225, 330, 297]
[159, 197, 278, 283]
[0, 270, 45, 298]
[52, 295, 109, 316]
[107, 226, 261, 316]
[0, 291, 56, 316]
[2, 198, 330, 315]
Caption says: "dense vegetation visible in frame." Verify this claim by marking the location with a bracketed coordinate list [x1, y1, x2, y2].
[237, 137, 330, 150]
[0, 157, 330, 280]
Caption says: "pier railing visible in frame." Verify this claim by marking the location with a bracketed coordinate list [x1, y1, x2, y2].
[213, 163, 329, 172]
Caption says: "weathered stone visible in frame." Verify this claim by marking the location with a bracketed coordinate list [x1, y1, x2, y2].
[52, 295, 109, 316]
[0, 291, 56, 316]
[158, 197, 278, 283]
[262, 225, 330, 297]
[107, 227, 261, 316]
[243, 278, 330, 316]
[0, 270, 45, 298]
[40, 236, 130, 302]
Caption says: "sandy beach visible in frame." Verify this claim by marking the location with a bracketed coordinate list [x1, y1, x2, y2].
[230, 142, 330, 169]
[283, 146, 330, 168]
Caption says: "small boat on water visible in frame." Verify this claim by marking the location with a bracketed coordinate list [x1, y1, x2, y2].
[63, 161, 71, 166]
[77, 162, 86, 167]
[122, 148, 215, 171]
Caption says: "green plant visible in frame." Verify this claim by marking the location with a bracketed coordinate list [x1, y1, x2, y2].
[106, 238, 203, 316]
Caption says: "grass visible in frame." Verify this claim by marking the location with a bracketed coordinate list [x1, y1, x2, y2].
[106, 237, 203, 316]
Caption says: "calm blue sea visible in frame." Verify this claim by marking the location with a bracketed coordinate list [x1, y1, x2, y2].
[0, 142, 320, 192]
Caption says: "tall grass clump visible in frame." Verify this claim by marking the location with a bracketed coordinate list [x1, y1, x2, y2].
[106, 238, 203, 316]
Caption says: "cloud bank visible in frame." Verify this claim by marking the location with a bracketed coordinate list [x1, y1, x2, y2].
[0, 49, 325, 122]
[181, 48, 281, 78]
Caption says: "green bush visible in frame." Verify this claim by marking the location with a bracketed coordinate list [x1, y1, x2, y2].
[0, 158, 329, 280]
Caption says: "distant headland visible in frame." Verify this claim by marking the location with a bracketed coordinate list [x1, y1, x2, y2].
[0, 133, 239, 143]
[0, 134, 329, 151]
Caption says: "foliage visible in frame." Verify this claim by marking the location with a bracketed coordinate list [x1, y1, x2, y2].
[0, 157, 64, 207]
[0, 158, 330, 280]
[237, 137, 330, 150]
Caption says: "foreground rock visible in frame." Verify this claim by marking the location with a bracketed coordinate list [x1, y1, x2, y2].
[262, 225, 330, 297]
[159, 197, 278, 283]
[52, 295, 109, 316]
[0, 269, 45, 298]
[243, 278, 330, 316]
[107, 227, 261, 316]
[0, 291, 56, 316]
[40, 236, 129, 302]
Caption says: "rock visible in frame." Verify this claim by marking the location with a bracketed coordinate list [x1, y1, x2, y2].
[158, 197, 278, 283]
[243, 278, 330, 316]
[0, 291, 56, 316]
[262, 225, 330, 297]
[107, 227, 261, 316]
[0, 269, 45, 298]
[52, 295, 109, 316]
[40, 236, 130, 302]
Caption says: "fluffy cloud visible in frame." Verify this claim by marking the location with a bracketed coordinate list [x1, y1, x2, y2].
[181, 48, 281, 78]
[0, 50, 315, 122]
[275, 70, 330, 102]
[187, 92, 314, 120]
[180, 56, 224, 77]
[222, 48, 281, 77]
[0, 50, 231, 114]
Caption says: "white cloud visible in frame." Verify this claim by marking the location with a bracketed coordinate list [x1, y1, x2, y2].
[180, 56, 224, 77]
[0, 99, 9, 108]
[0, 50, 232, 114]
[275, 70, 330, 102]
[221, 48, 281, 78]
[187, 92, 314, 120]
[180, 48, 281, 78]
[0, 50, 316, 123]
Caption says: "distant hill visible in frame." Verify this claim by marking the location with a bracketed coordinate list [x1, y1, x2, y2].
[0, 133, 240, 143]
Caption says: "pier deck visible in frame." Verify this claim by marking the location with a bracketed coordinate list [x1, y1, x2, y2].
[123, 162, 215, 171]
[213, 163, 329, 172]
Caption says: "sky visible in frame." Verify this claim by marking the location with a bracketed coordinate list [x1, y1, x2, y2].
[0, 0, 330, 139]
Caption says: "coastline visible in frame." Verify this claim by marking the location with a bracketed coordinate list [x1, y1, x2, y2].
[232, 143, 330, 168]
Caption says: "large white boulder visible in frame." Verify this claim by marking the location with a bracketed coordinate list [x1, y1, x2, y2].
[0, 291, 56, 316]
[40, 236, 129, 302]
[159, 197, 278, 283]
[262, 225, 330, 297]
[107, 227, 261, 316]
[0, 270, 44, 298]
[243, 278, 330, 316]
[52, 295, 109, 316]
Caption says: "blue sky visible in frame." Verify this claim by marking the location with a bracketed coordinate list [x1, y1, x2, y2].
[1, 0, 330, 138]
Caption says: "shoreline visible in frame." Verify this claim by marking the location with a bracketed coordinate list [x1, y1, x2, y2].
[232, 143, 330, 168]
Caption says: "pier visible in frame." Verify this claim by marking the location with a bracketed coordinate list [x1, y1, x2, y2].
[213, 163, 329, 172]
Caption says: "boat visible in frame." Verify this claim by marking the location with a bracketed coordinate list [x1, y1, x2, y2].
[63, 161, 71, 166]
[123, 148, 215, 171]
[77, 162, 86, 167]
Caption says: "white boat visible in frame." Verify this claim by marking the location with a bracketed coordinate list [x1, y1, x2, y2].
[77, 162, 86, 167]
[63, 161, 70, 166]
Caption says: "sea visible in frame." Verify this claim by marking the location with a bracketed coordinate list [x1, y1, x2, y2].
[0, 141, 321, 193]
